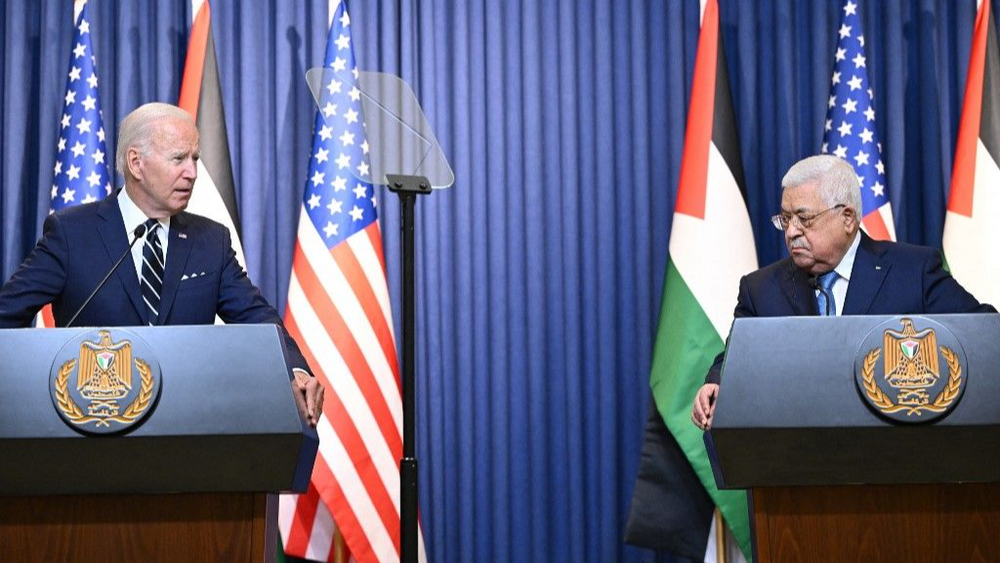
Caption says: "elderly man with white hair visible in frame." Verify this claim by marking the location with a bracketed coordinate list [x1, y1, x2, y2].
[0, 102, 324, 426]
[691, 154, 994, 430]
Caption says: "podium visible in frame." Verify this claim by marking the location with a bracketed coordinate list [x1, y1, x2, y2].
[706, 314, 1000, 563]
[0, 325, 318, 563]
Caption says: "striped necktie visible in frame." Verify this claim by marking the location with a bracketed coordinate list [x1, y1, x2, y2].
[816, 270, 839, 317]
[140, 218, 165, 325]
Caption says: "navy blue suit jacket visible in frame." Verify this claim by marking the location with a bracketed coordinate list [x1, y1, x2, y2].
[705, 232, 995, 384]
[0, 196, 309, 372]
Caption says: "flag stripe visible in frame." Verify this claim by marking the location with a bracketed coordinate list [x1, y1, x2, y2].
[178, 3, 209, 117]
[948, 0, 990, 216]
[285, 482, 323, 555]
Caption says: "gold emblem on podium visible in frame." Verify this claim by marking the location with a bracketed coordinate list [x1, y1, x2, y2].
[50, 329, 160, 433]
[858, 317, 965, 421]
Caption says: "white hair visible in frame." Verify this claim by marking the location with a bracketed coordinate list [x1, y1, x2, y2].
[116, 102, 194, 178]
[781, 154, 863, 214]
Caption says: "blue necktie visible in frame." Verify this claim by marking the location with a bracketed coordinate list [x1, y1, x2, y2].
[816, 270, 839, 316]
[140, 219, 164, 325]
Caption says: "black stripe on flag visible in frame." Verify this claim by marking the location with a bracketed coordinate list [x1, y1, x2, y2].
[197, 27, 242, 237]
[980, 9, 1000, 170]
[710, 30, 748, 202]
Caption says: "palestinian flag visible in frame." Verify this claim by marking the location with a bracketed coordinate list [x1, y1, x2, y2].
[179, 0, 246, 269]
[625, 0, 757, 559]
[943, 0, 1000, 306]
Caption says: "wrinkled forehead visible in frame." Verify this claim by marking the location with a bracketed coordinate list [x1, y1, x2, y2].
[780, 182, 825, 213]
[148, 116, 199, 150]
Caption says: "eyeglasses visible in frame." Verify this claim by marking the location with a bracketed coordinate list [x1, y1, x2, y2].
[771, 204, 845, 231]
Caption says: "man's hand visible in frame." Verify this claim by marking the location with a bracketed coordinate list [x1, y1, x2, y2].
[292, 369, 325, 427]
[691, 383, 719, 430]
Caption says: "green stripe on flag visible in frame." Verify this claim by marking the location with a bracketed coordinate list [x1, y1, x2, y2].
[650, 258, 751, 559]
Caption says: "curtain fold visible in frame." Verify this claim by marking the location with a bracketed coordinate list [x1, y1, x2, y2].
[0, 2, 994, 562]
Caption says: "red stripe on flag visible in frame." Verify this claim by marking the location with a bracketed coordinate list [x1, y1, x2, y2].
[674, 0, 719, 219]
[366, 223, 389, 281]
[178, 1, 210, 117]
[314, 455, 387, 563]
[332, 242, 399, 393]
[862, 210, 892, 241]
[285, 483, 322, 556]
[949, 0, 991, 217]
[291, 245, 403, 455]
[39, 305, 55, 328]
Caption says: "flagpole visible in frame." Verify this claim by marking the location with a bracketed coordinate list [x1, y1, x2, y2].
[715, 508, 728, 563]
[388, 174, 432, 563]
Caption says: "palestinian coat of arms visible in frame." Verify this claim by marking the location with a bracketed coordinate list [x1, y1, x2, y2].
[856, 317, 967, 422]
[51, 329, 160, 433]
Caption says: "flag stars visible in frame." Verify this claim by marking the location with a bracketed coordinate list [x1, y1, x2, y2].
[87, 170, 101, 187]
[853, 150, 870, 167]
[71, 141, 86, 157]
[872, 181, 885, 197]
[335, 34, 351, 50]
[842, 98, 858, 114]
[832, 71, 841, 85]
[825, 119, 832, 132]
[339, 10, 350, 27]
[822, 142, 829, 152]
[311, 171, 326, 187]
[87, 73, 98, 89]
[315, 147, 330, 163]
[339, 131, 355, 146]
[859, 128, 874, 144]
[844, 0, 857, 15]
[835, 47, 847, 62]
[858, 35, 865, 48]
[852, 53, 866, 69]
[82, 95, 97, 111]
[308, 193, 322, 209]
[61, 114, 71, 129]
[864, 106, 876, 121]
[834, 145, 848, 159]
[349, 205, 364, 221]
[76, 118, 93, 135]
[91, 149, 105, 164]
[66, 164, 81, 180]
[323, 221, 338, 238]
[78, 19, 90, 34]
[51, 185, 58, 199]
[361, 140, 369, 154]
[876, 159, 885, 175]
[357, 161, 369, 177]
[69, 66, 82, 81]
[57, 137, 67, 152]
[319, 125, 334, 140]
[65, 90, 77, 105]
[847, 75, 863, 91]
[332, 176, 348, 191]
[62, 187, 76, 203]
[353, 183, 367, 199]
[838, 121, 853, 136]
[828, 95, 837, 109]
[322, 102, 338, 118]
[839, 24, 852, 39]
[82, 194, 97, 204]
[344, 108, 359, 124]
[349, 87, 361, 102]
[54, 161, 63, 176]
[332, 57, 347, 72]
[327, 197, 343, 214]
[327, 79, 342, 95]
[335, 153, 351, 169]
[73, 43, 87, 59]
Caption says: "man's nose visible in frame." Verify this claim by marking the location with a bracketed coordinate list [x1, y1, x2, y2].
[183, 158, 198, 179]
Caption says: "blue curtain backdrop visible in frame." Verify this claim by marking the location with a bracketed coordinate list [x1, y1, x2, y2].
[0, 1, 992, 562]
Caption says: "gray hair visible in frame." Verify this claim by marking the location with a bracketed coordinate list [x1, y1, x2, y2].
[781, 154, 863, 215]
[116, 103, 194, 178]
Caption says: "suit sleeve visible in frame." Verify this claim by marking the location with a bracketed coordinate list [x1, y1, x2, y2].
[704, 274, 758, 385]
[214, 228, 312, 374]
[922, 248, 997, 314]
[0, 213, 69, 327]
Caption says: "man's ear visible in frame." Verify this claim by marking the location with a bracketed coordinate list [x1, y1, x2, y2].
[842, 205, 857, 232]
[126, 147, 143, 181]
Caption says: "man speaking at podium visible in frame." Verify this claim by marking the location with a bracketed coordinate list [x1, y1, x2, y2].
[0, 103, 324, 426]
[691, 155, 994, 430]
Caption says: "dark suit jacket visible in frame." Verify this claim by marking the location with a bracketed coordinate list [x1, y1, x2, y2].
[705, 232, 995, 384]
[0, 195, 309, 372]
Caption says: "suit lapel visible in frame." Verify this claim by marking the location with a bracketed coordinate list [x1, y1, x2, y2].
[156, 213, 194, 325]
[781, 260, 819, 316]
[843, 232, 889, 315]
[97, 197, 147, 323]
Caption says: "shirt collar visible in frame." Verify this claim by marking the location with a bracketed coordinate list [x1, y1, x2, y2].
[833, 231, 861, 282]
[117, 188, 170, 238]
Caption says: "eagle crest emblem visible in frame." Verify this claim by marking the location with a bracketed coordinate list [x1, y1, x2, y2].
[856, 317, 967, 423]
[50, 329, 161, 434]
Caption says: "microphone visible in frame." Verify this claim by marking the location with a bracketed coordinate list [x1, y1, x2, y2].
[65, 223, 148, 328]
[809, 275, 833, 317]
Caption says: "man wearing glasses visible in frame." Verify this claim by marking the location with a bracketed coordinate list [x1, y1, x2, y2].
[691, 154, 994, 430]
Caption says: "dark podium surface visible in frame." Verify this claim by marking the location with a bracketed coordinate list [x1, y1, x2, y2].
[0, 324, 318, 496]
[707, 313, 1000, 488]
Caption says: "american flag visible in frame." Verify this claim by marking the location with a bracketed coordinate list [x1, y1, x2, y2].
[278, 2, 425, 562]
[40, 0, 112, 327]
[821, 0, 896, 241]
